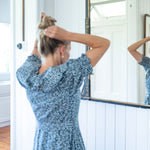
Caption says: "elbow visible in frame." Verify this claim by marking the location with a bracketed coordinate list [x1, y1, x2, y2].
[127, 46, 132, 52]
[104, 39, 110, 51]
[107, 40, 110, 48]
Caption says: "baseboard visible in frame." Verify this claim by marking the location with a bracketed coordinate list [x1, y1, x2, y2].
[0, 121, 10, 128]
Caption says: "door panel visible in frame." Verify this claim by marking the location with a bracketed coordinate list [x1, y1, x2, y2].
[12, 0, 39, 149]
[91, 22, 127, 101]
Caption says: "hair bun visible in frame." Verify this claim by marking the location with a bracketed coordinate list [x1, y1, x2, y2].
[38, 16, 55, 30]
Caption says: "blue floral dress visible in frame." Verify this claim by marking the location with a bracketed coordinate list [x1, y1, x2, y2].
[16, 53, 93, 150]
[139, 55, 150, 105]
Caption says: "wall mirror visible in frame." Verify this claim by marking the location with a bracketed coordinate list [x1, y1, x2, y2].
[85, 0, 147, 105]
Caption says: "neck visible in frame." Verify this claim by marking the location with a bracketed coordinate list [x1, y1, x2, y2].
[42, 53, 62, 68]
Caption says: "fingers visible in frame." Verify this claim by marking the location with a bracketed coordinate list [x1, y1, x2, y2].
[44, 26, 67, 40]
[44, 26, 60, 39]
[44, 30, 53, 38]
[44, 26, 56, 38]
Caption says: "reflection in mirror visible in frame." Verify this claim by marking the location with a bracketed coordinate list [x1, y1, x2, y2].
[89, 0, 150, 105]
[90, 0, 128, 102]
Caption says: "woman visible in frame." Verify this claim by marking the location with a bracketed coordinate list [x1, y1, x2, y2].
[128, 36, 150, 105]
[16, 13, 110, 150]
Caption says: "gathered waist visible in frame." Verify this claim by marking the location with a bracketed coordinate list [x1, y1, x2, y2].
[36, 120, 79, 132]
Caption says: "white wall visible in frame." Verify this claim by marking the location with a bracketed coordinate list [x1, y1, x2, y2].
[79, 100, 150, 150]
[0, 0, 11, 127]
[44, 0, 55, 17]
[54, 0, 86, 58]
[0, 0, 10, 23]
[0, 82, 10, 127]
[36, 0, 55, 22]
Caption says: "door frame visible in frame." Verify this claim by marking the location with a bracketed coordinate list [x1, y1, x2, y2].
[10, 0, 16, 149]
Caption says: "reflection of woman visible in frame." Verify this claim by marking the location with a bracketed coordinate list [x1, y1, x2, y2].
[16, 13, 110, 149]
[128, 36, 150, 105]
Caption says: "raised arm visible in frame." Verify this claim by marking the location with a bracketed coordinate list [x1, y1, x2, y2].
[31, 39, 41, 58]
[127, 36, 150, 63]
[44, 26, 110, 67]
[67, 33, 110, 67]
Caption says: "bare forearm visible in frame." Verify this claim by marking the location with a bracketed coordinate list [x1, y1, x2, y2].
[66, 32, 109, 48]
[128, 36, 150, 52]
[65, 32, 110, 67]
[45, 26, 109, 48]
[127, 37, 150, 63]
[31, 39, 41, 58]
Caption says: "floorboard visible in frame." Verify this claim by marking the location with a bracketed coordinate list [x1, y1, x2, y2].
[0, 126, 10, 150]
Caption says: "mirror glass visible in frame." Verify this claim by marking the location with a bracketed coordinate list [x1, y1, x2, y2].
[89, 0, 145, 104]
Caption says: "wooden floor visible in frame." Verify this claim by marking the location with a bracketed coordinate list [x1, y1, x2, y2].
[0, 126, 10, 150]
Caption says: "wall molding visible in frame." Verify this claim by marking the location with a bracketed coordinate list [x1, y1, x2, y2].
[79, 100, 150, 150]
[0, 121, 10, 128]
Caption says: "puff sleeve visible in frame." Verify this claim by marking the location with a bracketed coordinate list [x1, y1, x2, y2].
[16, 54, 41, 89]
[138, 55, 150, 71]
[67, 53, 93, 89]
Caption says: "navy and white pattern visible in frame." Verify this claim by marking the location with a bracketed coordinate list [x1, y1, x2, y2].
[16, 53, 93, 150]
[139, 55, 150, 105]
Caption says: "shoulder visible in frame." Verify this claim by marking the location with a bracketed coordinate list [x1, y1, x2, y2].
[66, 53, 93, 77]
[27, 54, 41, 63]
[138, 55, 150, 70]
[67, 54, 92, 68]
[139, 55, 150, 65]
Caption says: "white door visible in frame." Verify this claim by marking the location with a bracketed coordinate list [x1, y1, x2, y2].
[11, 0, 86, 149]
[91, 20, 128, 101]
[11, 0, 44, 150]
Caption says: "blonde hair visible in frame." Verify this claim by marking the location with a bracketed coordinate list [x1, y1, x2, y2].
[38, 16, 70, 57]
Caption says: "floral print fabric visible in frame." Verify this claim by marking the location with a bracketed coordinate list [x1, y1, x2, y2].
[16, 53, 93, 150]
[139, 55, 150, 105]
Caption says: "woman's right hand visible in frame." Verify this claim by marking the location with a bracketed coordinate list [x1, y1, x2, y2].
[44, 26, 70, 41]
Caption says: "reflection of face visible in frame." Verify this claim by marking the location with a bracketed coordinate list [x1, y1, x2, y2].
[63, 44, 71, 63]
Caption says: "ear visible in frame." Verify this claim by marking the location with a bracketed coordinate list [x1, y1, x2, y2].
[59, 45, 65, 56]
